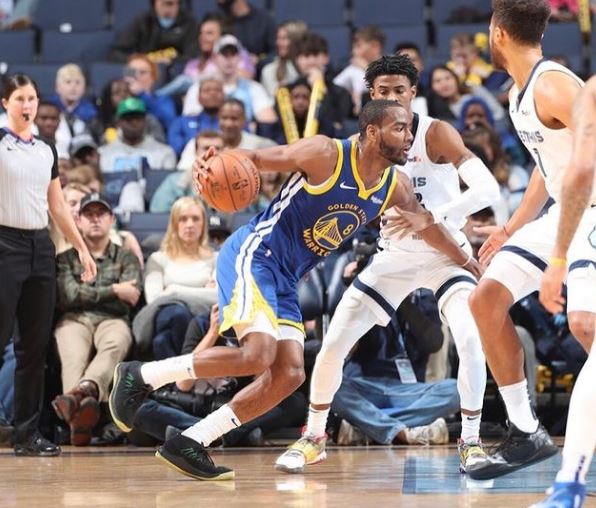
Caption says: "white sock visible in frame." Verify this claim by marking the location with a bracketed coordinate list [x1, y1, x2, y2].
[499, 379, 539, 433]
[182, 404, 241, 447]
[140, 354, 196, 390]
[305, 406, 330, 438]
[461, 413, 481, 443]
[555, 342, 596, 484]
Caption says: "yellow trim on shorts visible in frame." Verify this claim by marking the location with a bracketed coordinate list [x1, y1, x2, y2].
[277, 319, 305, 335]
[302, 139, 344, 195]
[219, 276, 278, 335]
[351, 141, 391, 199]
[378, 168, 399, 215]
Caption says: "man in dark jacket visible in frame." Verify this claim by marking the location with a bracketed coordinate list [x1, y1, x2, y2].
[110, 0, 198, 64]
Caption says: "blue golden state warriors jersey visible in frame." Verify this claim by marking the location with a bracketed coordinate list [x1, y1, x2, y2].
[247, 138, 398, 279]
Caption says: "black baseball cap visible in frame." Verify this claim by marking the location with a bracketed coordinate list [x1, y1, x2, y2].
[79, 192, 112, 213]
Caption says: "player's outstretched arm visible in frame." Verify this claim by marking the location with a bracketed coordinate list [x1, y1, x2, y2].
[193, 136, 339, 192]
[540, 77, 596, 313]
[386, 171, 483, 279]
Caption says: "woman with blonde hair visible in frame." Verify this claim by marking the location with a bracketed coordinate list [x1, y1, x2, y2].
[143, 196, 217, 360]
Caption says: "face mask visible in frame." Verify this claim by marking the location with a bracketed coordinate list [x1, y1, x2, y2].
[158, 17, 175, 29]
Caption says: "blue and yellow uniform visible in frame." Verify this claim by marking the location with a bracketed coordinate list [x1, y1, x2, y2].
[217, 139, 399, 341]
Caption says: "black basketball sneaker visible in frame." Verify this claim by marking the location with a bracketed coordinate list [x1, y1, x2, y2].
[467, 423, 559, 480]
[156, 434, 235, 481]
[108, 361, 152, 433]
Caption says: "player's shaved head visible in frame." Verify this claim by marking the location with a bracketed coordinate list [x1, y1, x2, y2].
[358, 99, 405, 139]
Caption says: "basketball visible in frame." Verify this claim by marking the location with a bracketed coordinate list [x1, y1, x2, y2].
[198, 151, 261, 213]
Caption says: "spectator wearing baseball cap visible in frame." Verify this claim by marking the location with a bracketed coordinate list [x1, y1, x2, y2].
[53, 191, 142, 446]
[98, 97, 176, 176]
[69, 134, 99, 169]
[182, 34, 277, 131]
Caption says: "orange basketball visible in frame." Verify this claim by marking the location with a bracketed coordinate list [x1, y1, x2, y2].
[198, 151, 260, 213]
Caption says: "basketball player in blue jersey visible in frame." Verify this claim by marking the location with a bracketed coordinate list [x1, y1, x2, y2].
[109, 100, 480, 480]
[530, 77, 596, 508]
[466, 0, 594, 482]
[276, 54, 499, 475]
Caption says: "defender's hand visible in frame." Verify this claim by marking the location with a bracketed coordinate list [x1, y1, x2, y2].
[462, 257, 484, 280]
[383, 207, 433, 239]
[539, 264, 567, 314]
[476, 225, 509, 266]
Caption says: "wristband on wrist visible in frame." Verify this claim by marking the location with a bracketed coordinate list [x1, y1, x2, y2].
[461, 252, 473, 267]
[549, 256, 567, 268]
[503, 224, 511, 238]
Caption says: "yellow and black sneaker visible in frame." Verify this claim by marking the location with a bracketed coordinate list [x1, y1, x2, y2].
[458, 439, 487, 473]
[156, 434, 235, 481]
[275, 431, 327, 474]
[108, 361, 152, 433]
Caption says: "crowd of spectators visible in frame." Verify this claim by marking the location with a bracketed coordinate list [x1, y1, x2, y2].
[0, 0, 590, 450]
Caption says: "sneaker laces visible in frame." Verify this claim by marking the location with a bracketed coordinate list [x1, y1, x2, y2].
[181, 445, 214, 466]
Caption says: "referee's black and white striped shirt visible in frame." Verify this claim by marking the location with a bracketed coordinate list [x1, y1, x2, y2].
[0, 128, 58, 230]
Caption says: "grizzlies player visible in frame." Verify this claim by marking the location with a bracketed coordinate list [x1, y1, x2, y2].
[531, 76, 596, 508]
[109, 100, 480, 480]
[467, 0, 593, 480]
[275, 55, 499, 475]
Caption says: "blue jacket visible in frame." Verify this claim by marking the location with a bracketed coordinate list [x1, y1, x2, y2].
[48, 94, 98, 123]
[138, 91, 177, 132]
[167, 112, 219, 156]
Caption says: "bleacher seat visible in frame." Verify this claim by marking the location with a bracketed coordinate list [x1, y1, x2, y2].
[274, 0, 345, 27]
[383, 25, 428, 55]
[111, 0, 148, 32]
[191, 0, 267, 19]
[298, 267, 325, 321]
[0, 31, 36, 64]
[352, 0, 425, 27]
[125, 212, 170, 245]
[317, 25, 351, 68]
[542, 23, 583, 58]
[89, 62, 125, 96]
[432, 0, 491, 24]
[144, 169, 174, 204]
[8, 63, 62, 98]
[34, 0, 107, 31]
[40, 31, 113, 64]
[434, 22, 489, 57]
[230, 212, 255, 231]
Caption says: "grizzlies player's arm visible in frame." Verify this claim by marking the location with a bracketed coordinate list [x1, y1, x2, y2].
[425, 120, 500, 224]
[387, 171, 472, 268]
[238, 135, 339, 184]
[552, 76, 596, 259]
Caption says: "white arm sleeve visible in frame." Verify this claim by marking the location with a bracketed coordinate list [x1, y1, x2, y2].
[431, 157, 501, 229]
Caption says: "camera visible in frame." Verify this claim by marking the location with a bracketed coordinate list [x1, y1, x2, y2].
[151, 381, 238, 418]
[353, 236, 378, 274]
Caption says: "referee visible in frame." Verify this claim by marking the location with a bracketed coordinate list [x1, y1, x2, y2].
[0, 74, 96, 456]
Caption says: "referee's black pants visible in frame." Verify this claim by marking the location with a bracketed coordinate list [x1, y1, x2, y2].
[0, 226, 56, 444]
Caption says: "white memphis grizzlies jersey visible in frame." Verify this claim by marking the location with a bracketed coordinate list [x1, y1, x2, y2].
[509, 59, 588, 203]
[380, 113, 467, 251]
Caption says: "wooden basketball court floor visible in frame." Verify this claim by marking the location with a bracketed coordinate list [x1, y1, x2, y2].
[0, 444, 594, 508]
